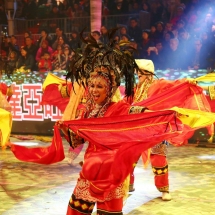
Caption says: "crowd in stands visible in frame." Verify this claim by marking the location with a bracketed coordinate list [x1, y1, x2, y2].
[1, 0, 215, 71]
[1, 27, 76, 72]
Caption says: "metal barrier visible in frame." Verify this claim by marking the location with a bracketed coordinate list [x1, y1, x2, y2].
[13, 12, 150, 35]
[14, 16, 91, 34]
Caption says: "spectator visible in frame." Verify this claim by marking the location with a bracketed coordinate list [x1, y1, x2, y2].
[38, 52, 52, 72]
[140, 2, 150, 13]
[16, 47, 35, 72]
[169, 0, 185, 20]
[178, 28, 192, 53]
[163, 31, 175, 47]
[37, 0, 53, 19]
[20, 0, 29, 18]
[37, 29, 52, 48]
[72, 2, 85, 17]
[58, 0, 71, 17]
[48, 5, 65, 32]
[120, 34, 130, 42]
[128, 17, 142, 43]
[102, 0, 110, 16]
[91, 31, 101, 43]
[176, 19, 186, 32]
[149, 25, 157, 43]
[154, 21, 164, 40]
[129, 2, 140, 14]
[24, 36, 37, 59]
[7, 51, 18, 73]
[51, 27, 68, 49]
[36, 40, 53, 62]
[52, 44, 65, 71]
[7, 35, 20, 60]
[138, 30, 154, 59]
[23, 31, 32, 46]
[165, 38, 187, 69]
[148, 40, 166, 70]
[52, 36, 69, 51]
[25, 0, 37, 19]
[129, 38, 139, 58]
[118, 25, 129, 38]
[150, 1, 163, 25]
[114, 35, 120, 44]
[82, 0, 90, 16]
[170, 6, 187, 27]
[163, 23, 173, 36]
[69, 30, 81, 50]
[100, 25, 109, 44]
[1, 36, 10, 55]
[187, 39, 210, 70]
[62, 45, 73, 69]
[109, 0, 129, 15]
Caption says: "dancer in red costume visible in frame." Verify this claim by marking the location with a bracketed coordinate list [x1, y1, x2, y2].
[0, 79, 13, 149]
[129, 59, 215, 200]
[55, 31, 188, 215]
[129, 60, 171, 200]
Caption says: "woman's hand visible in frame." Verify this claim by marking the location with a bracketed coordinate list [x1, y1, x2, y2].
[56, 120, 68, 136]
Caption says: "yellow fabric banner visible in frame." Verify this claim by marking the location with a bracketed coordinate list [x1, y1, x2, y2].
[171, 107, 215, 128]
[42, 73, 70, 90]
[0, 108, 12, 148]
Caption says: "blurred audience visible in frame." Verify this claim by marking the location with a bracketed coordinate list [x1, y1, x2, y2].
[38, 51, 52, 72]
[6, 0, 215, 72]
[16, 47, 35, 72]
[36, 40, 53, 62]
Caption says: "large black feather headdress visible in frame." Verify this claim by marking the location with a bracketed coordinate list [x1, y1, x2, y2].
[66, 28, 138, 98]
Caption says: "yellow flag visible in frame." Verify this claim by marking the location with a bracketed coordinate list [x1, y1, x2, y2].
[195, 73, 215, 82]
[171, 107, 215, 128]
[0, 108, 12, 149]
[42, 73, 70, 90]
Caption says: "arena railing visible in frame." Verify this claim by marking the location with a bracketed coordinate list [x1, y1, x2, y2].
[13, 12, 150, 35]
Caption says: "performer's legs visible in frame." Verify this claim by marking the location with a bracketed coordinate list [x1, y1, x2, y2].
[66, 194, 95, 215]
[97, 197, 123, 215]
[150, 154, 171, 201]
[129, 163, 137, 192]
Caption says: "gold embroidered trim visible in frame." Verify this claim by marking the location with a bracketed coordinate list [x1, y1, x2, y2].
[129, 106, 146, 114]
[209, 86, 215, 100]
[60, 86, 70, 98]
[157, 185, 169, 192]
[74, 178, 126, 202]
[152, 164, 168, 176]
[151, 143, 167, 156]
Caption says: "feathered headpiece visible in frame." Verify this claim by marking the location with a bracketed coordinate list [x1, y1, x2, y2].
[66, 28, 138, 97]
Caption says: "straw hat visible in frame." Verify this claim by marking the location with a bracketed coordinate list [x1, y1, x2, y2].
[135, 59, 154, 74]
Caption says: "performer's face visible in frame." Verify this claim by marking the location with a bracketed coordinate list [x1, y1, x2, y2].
[137, 71, 147, 83]
[89, 77, 109, 105]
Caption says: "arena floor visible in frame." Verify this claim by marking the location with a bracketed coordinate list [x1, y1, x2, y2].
[1, 138, 215, 215]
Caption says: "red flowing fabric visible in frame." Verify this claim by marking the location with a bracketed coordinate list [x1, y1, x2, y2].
[62, 108, 183, 198]
[11, 126, 65, 164]
[135, 81, 213, 141]
[41, 84, 70, 112]
[0, 83, 8, 95]
[10, 82, 212, 167]
[135, 82, 211, 112]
